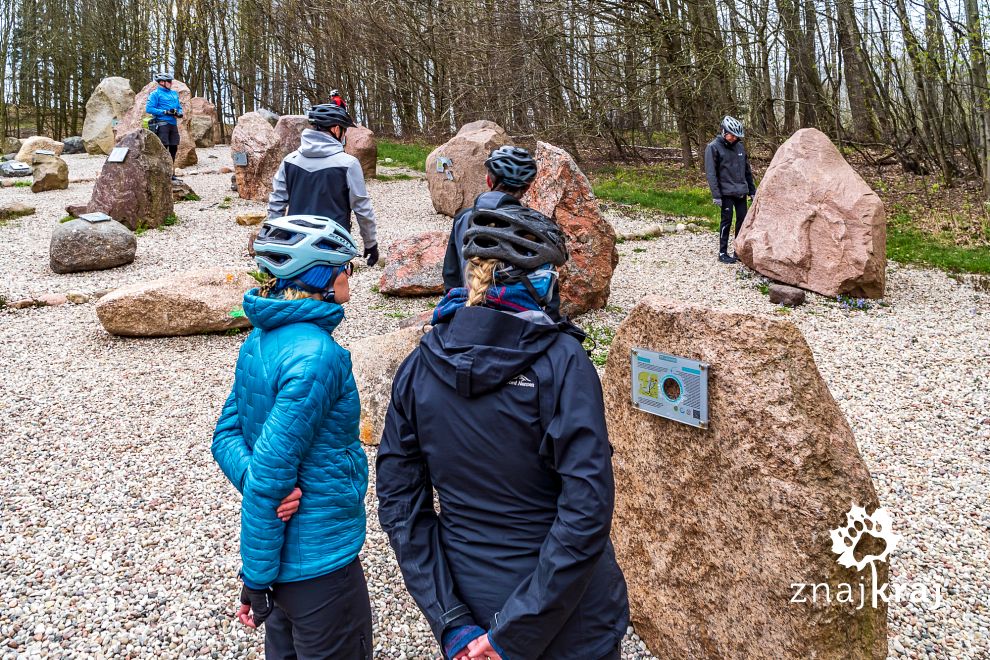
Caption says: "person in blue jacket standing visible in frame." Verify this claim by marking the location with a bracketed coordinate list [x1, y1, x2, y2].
[377, 205, 629, 660]
[146, 72, 184, 179]
[212, 214, 373, 659]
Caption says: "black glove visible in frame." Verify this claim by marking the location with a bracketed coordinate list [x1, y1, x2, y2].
[240, 583, 275, 627]
[363, 244, 380, 267]
[165, 109, 176, 117]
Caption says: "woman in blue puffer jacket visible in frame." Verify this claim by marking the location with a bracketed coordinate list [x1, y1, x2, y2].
[212, 215, 372, 659]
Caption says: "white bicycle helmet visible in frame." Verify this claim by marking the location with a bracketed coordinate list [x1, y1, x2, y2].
[721, 115, 745, 138]
[254, 215, 358, 278]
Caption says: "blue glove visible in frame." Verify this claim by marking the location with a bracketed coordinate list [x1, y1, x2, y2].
[713, 198, 722, 207]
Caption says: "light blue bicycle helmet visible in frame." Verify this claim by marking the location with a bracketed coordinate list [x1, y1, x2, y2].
[254, 215, 358, 279]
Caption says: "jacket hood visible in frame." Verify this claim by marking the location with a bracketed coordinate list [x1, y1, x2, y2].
[419, 306, 560, 397]
[298, 128, 344, 158]
[242, 288, 344, 334]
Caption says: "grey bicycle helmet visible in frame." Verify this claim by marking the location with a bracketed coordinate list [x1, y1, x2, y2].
[721, 115, 745, 138]
[254, 215, 358, 278]
[485, 146, 538, 188]
[307, 104, 355, 130]
[463, 206, 567, 271]
[154, 72, 173, 83]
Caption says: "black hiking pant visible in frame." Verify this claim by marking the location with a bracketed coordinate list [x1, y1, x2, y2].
[264, 558, 373, 660]
[151, 121, 180, 163]
[719, 195, 748, 254]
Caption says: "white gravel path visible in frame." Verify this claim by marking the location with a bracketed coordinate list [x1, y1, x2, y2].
[0, 147, 987, 658]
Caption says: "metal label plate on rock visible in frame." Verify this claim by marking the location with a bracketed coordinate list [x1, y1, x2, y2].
[232, 151, 248, 167]
[34, 149, 56, 156]
[631, 348, 709, 429]
[79, 212, 112, 223]
[107, 147, 129, 163]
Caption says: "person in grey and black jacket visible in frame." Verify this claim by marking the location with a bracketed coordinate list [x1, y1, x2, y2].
[268, 104, 380, 266]
[705, 115, 756, 264]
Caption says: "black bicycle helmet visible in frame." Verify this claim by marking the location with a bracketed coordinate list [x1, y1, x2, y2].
[153, 72, 173, 83]
[307, 104, 355, 130]
[485, 146, 538, 188]
[463, 206, 567, 271]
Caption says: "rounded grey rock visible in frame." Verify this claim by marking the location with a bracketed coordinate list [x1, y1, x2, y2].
[49, 218, 136, 274]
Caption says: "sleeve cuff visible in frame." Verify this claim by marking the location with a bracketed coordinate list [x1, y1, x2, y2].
[487, 630, 509, 659]
[443, 625, 484, 658]
[238, 571, 270, 591]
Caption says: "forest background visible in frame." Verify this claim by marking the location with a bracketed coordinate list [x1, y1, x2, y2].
[1, 0, 989, 270]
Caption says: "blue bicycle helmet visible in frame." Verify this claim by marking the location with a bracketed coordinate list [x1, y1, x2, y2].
[254, 215, 358, 279]
[485, 146, 538, 188]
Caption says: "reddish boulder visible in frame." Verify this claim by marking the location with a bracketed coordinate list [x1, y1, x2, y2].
[523, 141, 618, 316]
[735, 128, 886, 298]
[117, 80, 198, 168]
[231, 113, 308, 202]
[379, 231, 447, 296]
[426, 121, 513, 217]
[86, 129, 173, 230]
[345, 124, 377, 179]
[604, 297, 888, 660]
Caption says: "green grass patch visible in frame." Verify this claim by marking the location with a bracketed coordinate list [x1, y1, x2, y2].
[582, 324, 616, 368]
[161, 213, 179, 228]
[384, 310, 411, 319]
[13, 180, 31, 188]
[887, 212, 990, 273]
[180, 192, 202, 202]
[135, 222, 148, 235]
[378, 140, 435, 172]
[59, 215, 74, 223]
[374, 173, 415, 182]
[592, 166, 719, 230]
[371, 284, 380, 293]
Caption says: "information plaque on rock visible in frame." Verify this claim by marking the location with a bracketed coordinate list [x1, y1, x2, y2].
[232, 151, 248, 167]
[107, 147, 129, 163]
[79, 212, 112, 223]
[631, 348, 709, 429]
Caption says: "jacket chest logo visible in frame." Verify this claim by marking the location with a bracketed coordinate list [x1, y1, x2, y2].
[507, 374, 535, 388]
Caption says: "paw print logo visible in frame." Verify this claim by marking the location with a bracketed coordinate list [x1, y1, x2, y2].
[829, 505, 901, 571]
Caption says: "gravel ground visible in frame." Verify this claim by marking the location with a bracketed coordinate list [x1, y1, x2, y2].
[0, 146, 987, 658]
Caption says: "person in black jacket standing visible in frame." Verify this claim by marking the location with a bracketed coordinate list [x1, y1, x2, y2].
[705, 116, 757, 264]
[377, 205, 629, 660]
[441, 146, 567, 321]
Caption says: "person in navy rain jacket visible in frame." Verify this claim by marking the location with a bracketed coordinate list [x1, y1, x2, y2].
[377, 204, 629, 660]
[212, 215, 372, 659]
[145, 72, 183, 180]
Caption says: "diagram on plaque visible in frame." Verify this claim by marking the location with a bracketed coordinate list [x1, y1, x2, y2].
[631, 348, 709, 429]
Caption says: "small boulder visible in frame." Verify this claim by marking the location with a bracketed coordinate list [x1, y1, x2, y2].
[50, 218, 136, 274]
[83, 77, 135, 155]
[86, 129, 173, 231]
[0, 202, 35, 221]
[172, 179, 198, 202]
[522, 141, 618, 316]
[66, 291, 89, 304]
[768, 283, 806, 306]
[62, 136, 85, 154]
[379, 230, 447, 296]
[189, 97, 219, 148]
[15, 136, 64, 164]
[236, 211, 266, 226]
[117, 79, 197, 168]
[2, 136, 21, 154]
[425, 121, 513, 217]
[344, 125, 377, 179]
[95, 268, 256, 337]
[65, 204, 87, 218]
[350, 326, 426, 445]
[0, 160, 32, 177]
[735, 128, 886, 298]
[31, 156, 69, 193]
[603, 297, 887, 660]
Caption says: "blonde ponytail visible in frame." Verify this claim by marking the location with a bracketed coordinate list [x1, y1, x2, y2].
[466, 258, 499, 307]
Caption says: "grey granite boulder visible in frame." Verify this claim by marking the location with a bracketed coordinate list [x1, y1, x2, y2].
[50, 218, 136, 273]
